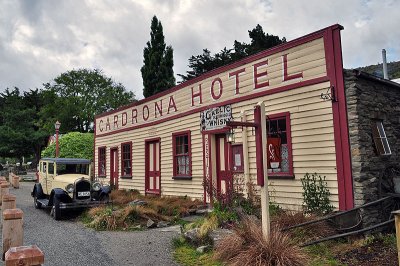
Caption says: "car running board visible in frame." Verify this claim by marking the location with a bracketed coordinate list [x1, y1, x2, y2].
[37, 199, 50, 207]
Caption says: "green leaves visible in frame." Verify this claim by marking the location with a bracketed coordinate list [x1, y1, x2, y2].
[141, 16, 175, 98]
[301, 173, 334, 215]
[41, 132, 94, 160]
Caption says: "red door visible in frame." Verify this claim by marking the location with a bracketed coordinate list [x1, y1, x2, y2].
[216, 134, 232, 196]
[145, 139, 161, 195]
[110, 148, 119, 189]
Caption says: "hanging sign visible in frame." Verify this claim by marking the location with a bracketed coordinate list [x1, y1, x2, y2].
[200, 104, 233, 131]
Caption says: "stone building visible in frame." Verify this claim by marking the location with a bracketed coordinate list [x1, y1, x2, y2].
[345, 69, 400, 227]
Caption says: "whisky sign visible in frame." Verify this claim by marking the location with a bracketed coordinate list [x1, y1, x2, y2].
[200, 104, 233, 131]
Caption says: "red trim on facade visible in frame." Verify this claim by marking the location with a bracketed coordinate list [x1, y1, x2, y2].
[254, 105, 264, 186]
[266, 112, 294, 177]
[98, 146, 106, 176]
[96, 76, 329, 138]
[172, 130, 192, 177]
[110, 147, 119, 189]
[324, 26, 354, 210]
[120, 141, 132, 177]
[231, 144, 244, 173]
[95, 24, 342, 120]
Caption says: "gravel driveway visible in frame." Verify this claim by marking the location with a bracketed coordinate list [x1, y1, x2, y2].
[5, 182, 180, 266]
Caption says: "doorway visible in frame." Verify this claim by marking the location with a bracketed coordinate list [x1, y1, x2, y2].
[145, 139, 161, 195]
[215, 134, 232, 196]
[110, 148, 119, 189]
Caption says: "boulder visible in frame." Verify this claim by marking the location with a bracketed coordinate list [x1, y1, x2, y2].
[184, 228, 199, 243]
[196, 245, 210, 253]
[146, 219, 156, 228]
[129, 199, 147, 206]
[209, 228, 232, 245]
[157, 221, 170, 228]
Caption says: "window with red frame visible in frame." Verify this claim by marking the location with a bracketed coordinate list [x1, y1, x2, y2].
[98, 147, 106, 176]
[173, 132, 191, 177]
[121, 143, 132, 176]
[266, 113, 293, 176]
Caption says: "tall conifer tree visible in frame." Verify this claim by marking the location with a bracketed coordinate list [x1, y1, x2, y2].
[141, 16, 175, 98]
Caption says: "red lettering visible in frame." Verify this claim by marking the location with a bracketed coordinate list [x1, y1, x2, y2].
[105, 118, 111, 131]
[122, 112, 127, 126]
[282, 54, 303, 81]
[113, 115, 118, 129]
[155, 100, 163, 118]
[253, 60, 269, 89]
[143, 105, 149, 121]
[131, 109, 138, 124]
[229, 68, 246, 94]
[210, 78, 223, 100]
[191, 84, 202, 106]
[168, 96, 177, 114]
[99, 119, 104, 132]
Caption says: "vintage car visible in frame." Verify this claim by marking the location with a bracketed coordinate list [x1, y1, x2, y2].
[31, 158, 111, 220]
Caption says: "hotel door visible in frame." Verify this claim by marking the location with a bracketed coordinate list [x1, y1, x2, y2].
[145, 139, 161, 195]
[216, 134, 232, 196]
[110, 148, 119, 189]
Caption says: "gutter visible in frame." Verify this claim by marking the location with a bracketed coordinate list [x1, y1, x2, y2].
[353, 69, 400, 89]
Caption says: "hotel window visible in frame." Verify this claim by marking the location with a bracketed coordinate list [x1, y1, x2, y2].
[121, 142, 132, 176]
[372, 121, 391, 155]
[172, 131, 191, 178]
[266, 112, 293, 177]
[98, 147, 106, 176]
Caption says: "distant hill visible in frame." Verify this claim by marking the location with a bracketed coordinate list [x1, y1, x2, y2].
[356, 60, 400, 80]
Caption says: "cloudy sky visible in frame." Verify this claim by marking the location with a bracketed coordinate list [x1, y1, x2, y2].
[0, 0, 399, 99]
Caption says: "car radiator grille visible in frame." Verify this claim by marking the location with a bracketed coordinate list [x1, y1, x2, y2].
[75, 179, 91, 200]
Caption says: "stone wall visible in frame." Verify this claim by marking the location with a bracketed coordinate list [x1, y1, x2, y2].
[345, 70, 400, 228]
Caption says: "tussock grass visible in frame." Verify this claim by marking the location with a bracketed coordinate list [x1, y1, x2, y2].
[214, 216, 308, 266]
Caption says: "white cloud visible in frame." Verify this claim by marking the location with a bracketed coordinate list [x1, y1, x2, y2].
[0, 0, 399, 99]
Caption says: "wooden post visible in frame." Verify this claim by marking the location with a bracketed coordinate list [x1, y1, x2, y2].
[392, 210, 400, 265]
[2, 209, 24, 260]
[2, 194, 16, 213]
[12, 176, 19, 189]
[5, 245, 44, 266]
[0, 183, 10, 206]
[256, 102, 270, 239]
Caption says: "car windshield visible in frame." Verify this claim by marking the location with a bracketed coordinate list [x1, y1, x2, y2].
[56, 164, 89, 175]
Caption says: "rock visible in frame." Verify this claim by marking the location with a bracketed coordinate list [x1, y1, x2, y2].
[184, 228, 199, 244]
[196, 208, 213, 215]
[129, 199, 147, 206]
[196, 245, 210, 253]
[209, 228, 232, 245]
[188, 209, 197, 215]
[157, 221, 170, 228]
[147, 219, 156, 228]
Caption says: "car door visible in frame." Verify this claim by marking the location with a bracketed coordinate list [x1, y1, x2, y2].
[46, 162, 55, 194]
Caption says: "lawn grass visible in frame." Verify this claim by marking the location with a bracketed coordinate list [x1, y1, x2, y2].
[172, 237, 222, 266]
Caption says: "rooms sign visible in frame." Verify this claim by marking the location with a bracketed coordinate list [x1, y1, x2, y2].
[200, 104, 233, 131]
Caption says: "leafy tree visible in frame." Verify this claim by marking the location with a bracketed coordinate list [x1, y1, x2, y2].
[178, 24, 286, 82]
[41, 132, 94, 160]
[0, 88, 48, 166]
[40, 68, 135, 133]
[141, 16, 175, 98]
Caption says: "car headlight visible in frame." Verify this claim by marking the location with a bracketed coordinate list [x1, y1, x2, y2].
[92, 182, 102, 192]
[65, 184, 74, 193]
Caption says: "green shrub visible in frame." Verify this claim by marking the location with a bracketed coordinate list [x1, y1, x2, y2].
[41, 132, 93, 160]
[301, 173, 333, 215]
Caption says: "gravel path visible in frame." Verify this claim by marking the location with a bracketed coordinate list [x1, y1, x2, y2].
[6, 182, 180, 266]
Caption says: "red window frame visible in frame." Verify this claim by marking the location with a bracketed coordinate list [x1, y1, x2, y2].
[121, 142, 132, 177]
[98, 146, 106, 176]
[172, 130, 192, 178]
[266, 112, 293, 178]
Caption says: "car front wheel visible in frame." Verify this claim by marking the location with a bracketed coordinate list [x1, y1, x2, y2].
[51, 196, 61, 220]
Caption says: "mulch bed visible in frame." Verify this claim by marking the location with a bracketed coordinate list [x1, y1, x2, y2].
[336, 238, 397, 266]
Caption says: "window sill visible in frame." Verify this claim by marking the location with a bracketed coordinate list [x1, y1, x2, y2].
[120, 175, 132, 179]
[172, 176, 192, 180]
[268, 174, 295, 180]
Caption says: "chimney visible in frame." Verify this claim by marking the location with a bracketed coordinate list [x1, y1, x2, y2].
[382, 49, 388, 79]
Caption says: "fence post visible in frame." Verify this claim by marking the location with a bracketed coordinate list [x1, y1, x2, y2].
[12, 175, 19, 189]
[2, 194, 16, 213]
[392, 210, 400, 266]
[0, 183, 10, 207]
[2, 209, 23, 260]
[5, 245, 44, 266]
